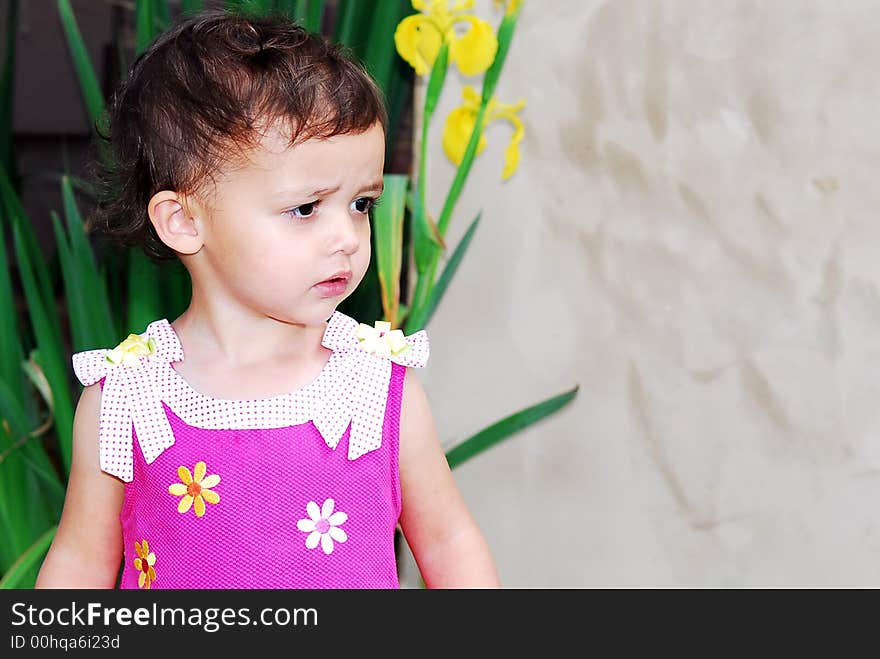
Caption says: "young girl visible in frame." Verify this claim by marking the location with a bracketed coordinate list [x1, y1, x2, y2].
[35, 9, 499, 589]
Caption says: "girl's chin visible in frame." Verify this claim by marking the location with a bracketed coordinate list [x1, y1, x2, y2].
[284, 302, 347, 326]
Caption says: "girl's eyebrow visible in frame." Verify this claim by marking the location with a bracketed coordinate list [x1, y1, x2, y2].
[271, 180, 384, 198]
[360, 180, 385, 195]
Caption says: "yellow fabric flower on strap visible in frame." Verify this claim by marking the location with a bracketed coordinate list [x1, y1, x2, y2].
[443, 85, 526, 180]
[395, 0, 498, 76]
[356, 321, 412, 359]
[105, 333, 156, 367]
[168, 461, 221, 518]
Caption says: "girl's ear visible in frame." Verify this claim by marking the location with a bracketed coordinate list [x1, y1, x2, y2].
[148, 190, 203, 255]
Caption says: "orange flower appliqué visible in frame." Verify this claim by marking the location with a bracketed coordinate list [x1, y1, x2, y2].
[133, 539, 157, 589]
[168, 461, 221, 517]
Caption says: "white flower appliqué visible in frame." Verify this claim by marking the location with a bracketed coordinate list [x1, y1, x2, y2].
[356, 320, 411, 359]
[296, 498, 348, 555]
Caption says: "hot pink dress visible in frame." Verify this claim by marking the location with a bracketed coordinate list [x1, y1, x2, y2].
[71, 311, 429, 589]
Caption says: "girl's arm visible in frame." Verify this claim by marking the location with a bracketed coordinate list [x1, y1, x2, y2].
[35, 383, 125, 588]
[398, 368, 501, 588]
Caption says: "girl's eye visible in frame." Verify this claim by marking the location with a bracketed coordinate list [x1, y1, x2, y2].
[287, 202, 317, 219]
[352, 197, 379, 214]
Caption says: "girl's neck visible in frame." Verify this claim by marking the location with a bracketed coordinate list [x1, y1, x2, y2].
[171, 303, 330, 368]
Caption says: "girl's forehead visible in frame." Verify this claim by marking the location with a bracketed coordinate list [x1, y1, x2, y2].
[213, 122, 386, 187]
[246, 120, 385, 162]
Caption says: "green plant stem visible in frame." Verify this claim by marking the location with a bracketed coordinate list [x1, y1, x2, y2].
[408, 101, 487, 332]
[407, 44, 450, 331]
[407, 10, 521, 333]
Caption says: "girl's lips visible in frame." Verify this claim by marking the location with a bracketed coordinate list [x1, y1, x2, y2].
[315, 272, 351, 297]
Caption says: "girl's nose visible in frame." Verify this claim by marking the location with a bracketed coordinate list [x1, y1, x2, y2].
[328, 209, 361, 255]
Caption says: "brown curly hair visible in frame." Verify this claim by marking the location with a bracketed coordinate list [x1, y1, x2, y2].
[89, 8, 387, 262]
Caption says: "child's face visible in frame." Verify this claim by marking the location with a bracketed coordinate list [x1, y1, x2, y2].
[187, 121, 385, 326]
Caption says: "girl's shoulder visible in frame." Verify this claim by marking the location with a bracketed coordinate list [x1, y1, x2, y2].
[322, 311, 430, 368]
[71, 318, 182, 388]
[70, 310, 431, 390]
[69, 310, 431, 481]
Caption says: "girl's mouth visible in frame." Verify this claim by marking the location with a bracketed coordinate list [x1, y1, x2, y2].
[314, 272, 351, 297]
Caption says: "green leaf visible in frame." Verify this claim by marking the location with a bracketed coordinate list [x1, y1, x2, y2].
[11, 220, 75, 473]
[181, 0, 204, 15]
[135, 0, 154, 55]
[372, 174, 408, 326]
[409, 43, 450, 314]
[31, 171, 97, 199]
[0, 423, 30, 570]
[0, 379, 59, 573]
[0, 163, 63, 350]
[228, 0, 273, 14]
[333, 0, 356, 45]
[154, 0, 171, 32]
[0, 377, 28, 438]
[436, 101, 487, 237]
[482, 10, 520, 104]
[127, 249, 163, 335]
[333, 0, 372, 58]
[445, 386, 580, 470]
[423, 41, 448, 120]
[57, 0, 105, 127]
[362, 0, 406, 98]
[406, 212, 480, 333]
[160, 258, 192, 323]
[276, 0, 298, 18]
[0, 525, 56, 589]
[304, 0, 324, 33]
[291, 0, 308, 23]
[50, 209, 91, 352]
[437, 11, 520, 239]
[0, 191, 24, 396]
[61, 177, 117, 347]
[0, 377, 65, 504]
[22, 351, 54, 416]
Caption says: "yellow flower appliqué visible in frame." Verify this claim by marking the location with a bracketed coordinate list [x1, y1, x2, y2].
[443, 85, 525, 180]
[168, 461, 221, 517]
[133, 539, 157, 589]
[357, 321, 412, 359]
[105, 333, 156, 367]
[395, 0, 498, 76]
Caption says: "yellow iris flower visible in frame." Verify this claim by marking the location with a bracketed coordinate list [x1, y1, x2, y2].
[395, 0, 498, 76]
[168, 461, 221, 518]
[443, 85, 525, 180]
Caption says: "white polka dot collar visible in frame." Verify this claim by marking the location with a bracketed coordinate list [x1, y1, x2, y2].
[72, 310, 430, 482]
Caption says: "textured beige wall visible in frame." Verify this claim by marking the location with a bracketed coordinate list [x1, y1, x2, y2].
[399, 0, 880, 586]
